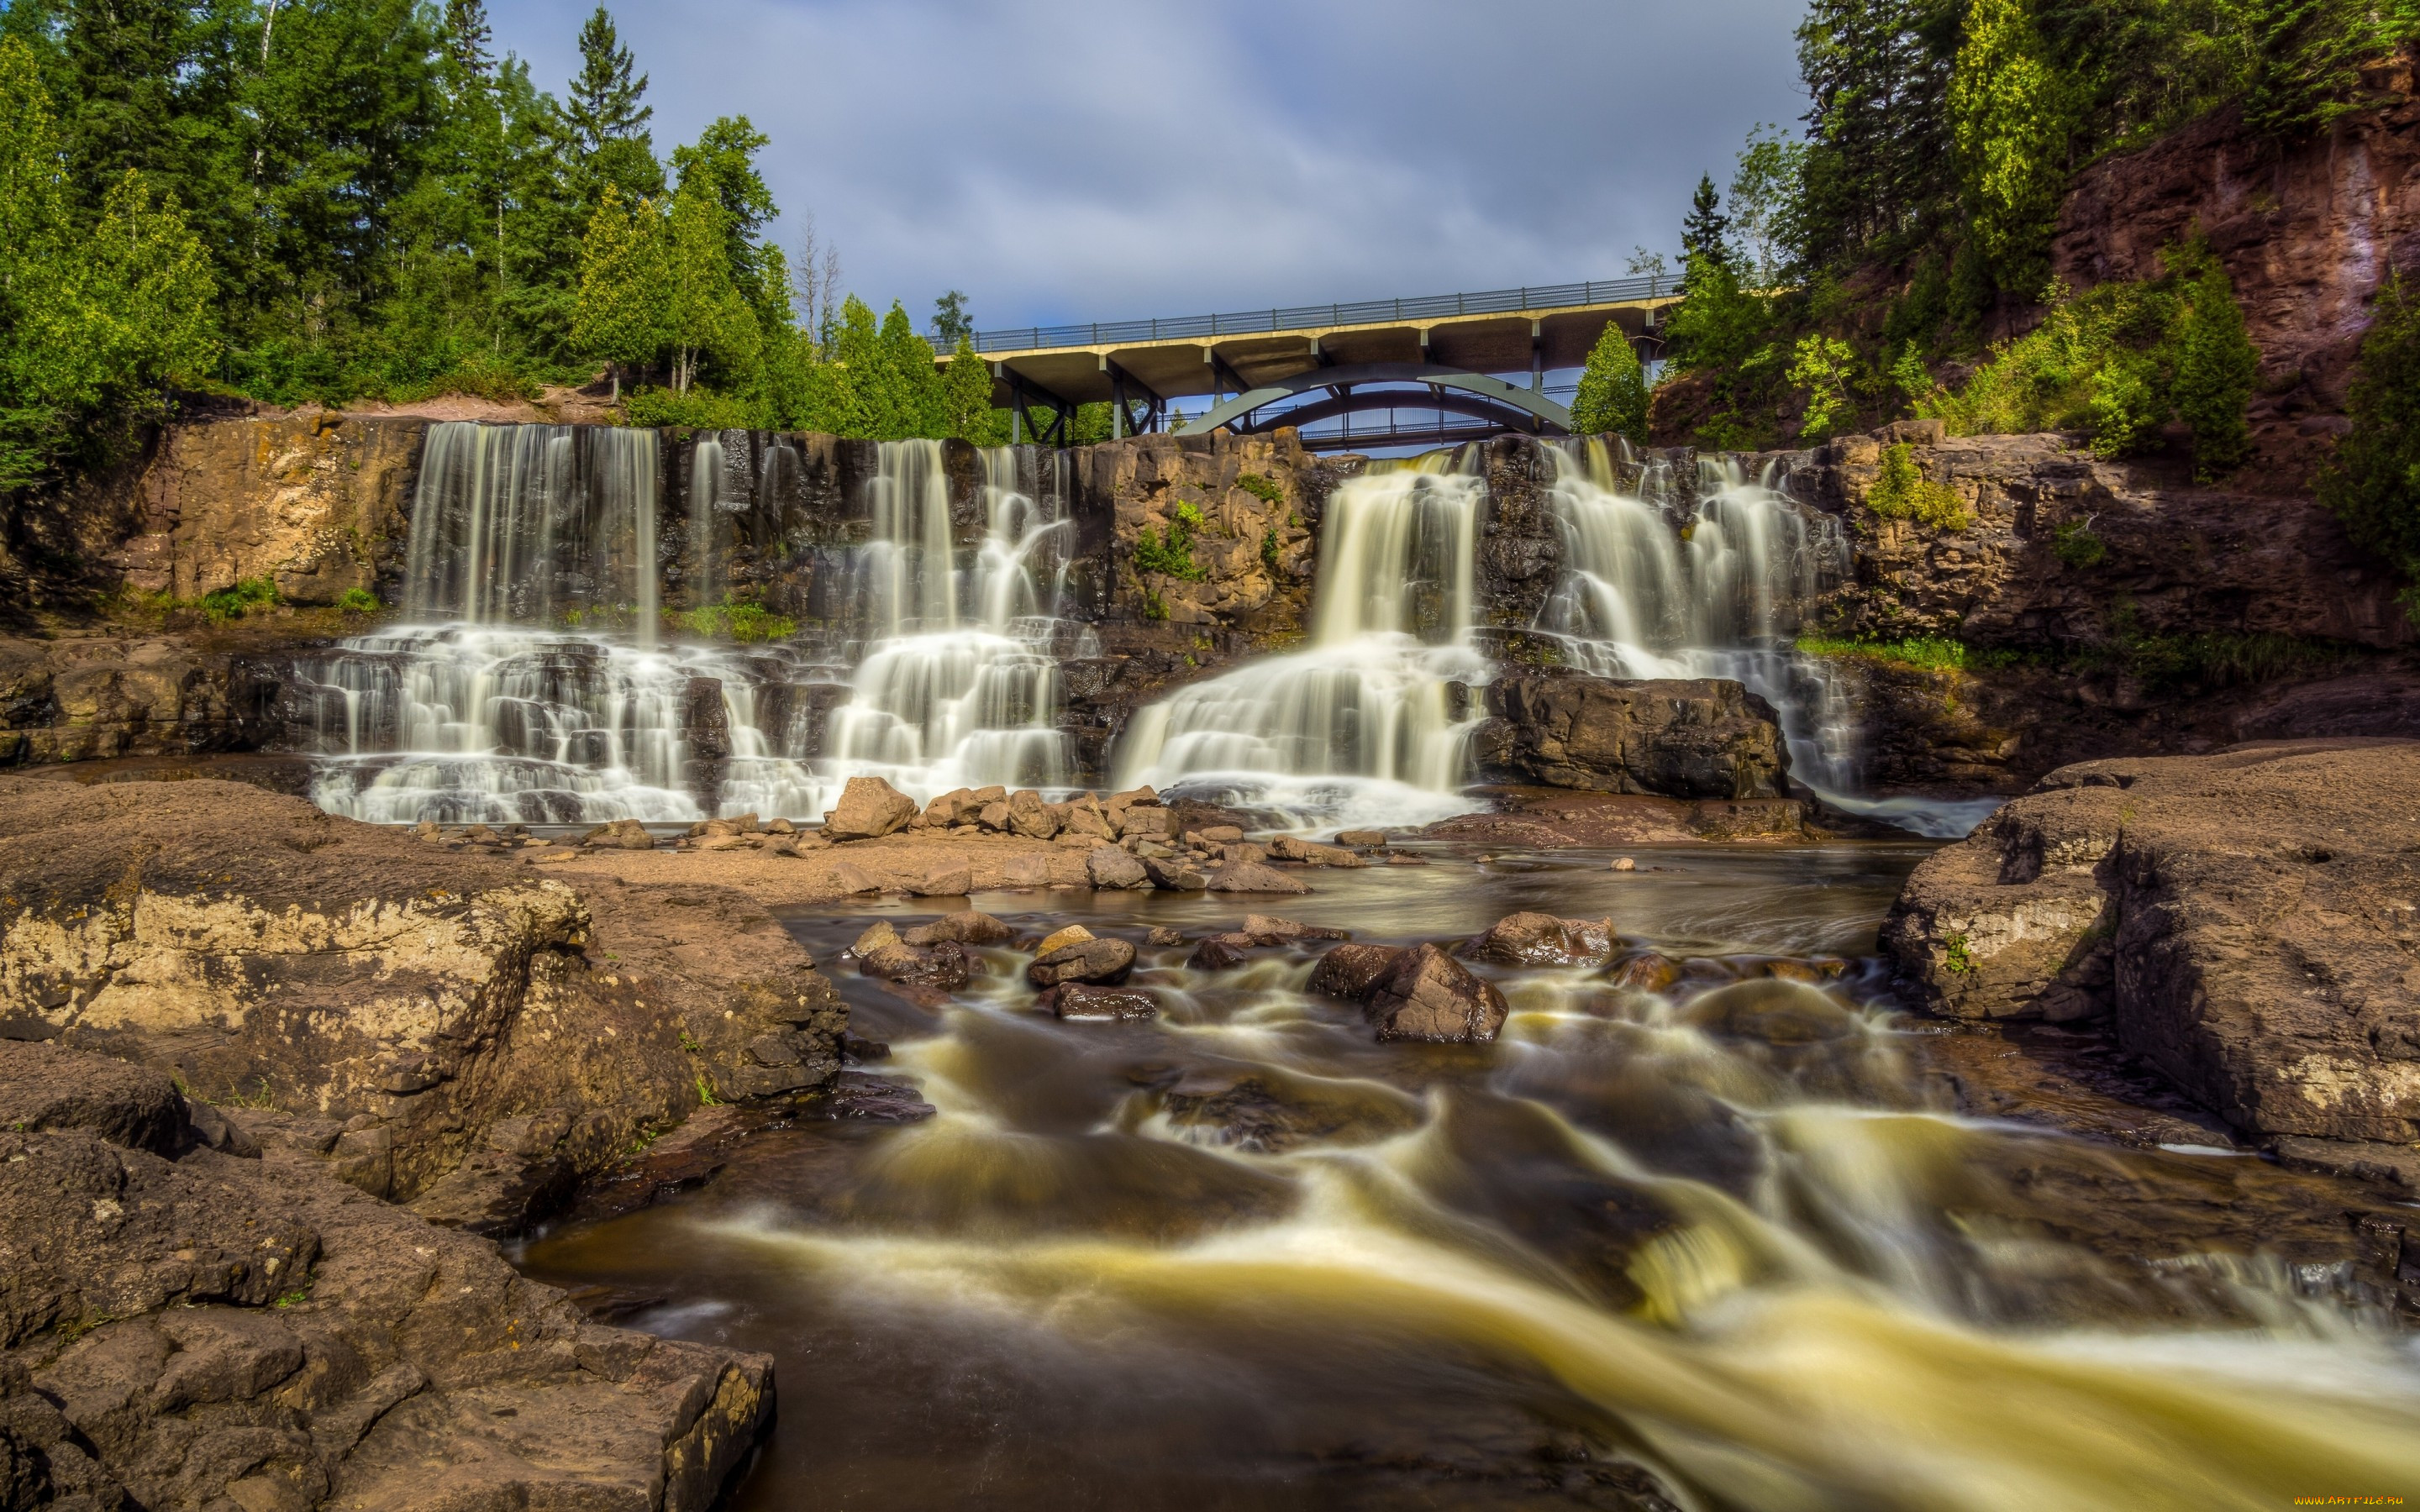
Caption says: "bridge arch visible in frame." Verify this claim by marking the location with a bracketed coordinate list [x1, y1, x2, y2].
[1172, 362, 1573, 440]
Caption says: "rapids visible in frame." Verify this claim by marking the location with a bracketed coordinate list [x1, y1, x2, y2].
[514, 846, 2420, 1509]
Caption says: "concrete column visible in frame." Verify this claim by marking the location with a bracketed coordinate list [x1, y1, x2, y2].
[1531, 320, 1544, 394]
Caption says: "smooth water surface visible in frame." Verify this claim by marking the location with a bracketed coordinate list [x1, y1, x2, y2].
[516, 846, 2420, 1510]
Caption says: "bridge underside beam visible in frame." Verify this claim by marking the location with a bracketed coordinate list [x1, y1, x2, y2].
[982, 298, 1670, 412]
[1174, 362, 1572, 440]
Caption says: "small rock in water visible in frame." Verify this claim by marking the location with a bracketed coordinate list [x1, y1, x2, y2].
[1468, 911, 1618, 969]
[1270, 836, 1366, 868]
[1028, 936, 1138, 988]
[1608, 952, 1680, 992]
[1334, 829, 1387, 848]
[828, 861, 881, 895]
[1187, 933, 1258, 971]
[910, 863, 973, 898]
[1365, 944, 1509, 1044]
[1241, 914, 1348, 944]
[1034, 923, 1095, 955]
[1612, 856, 1637, 871]
[1198, 825, 1245, 844]
[1204, 860, 1311, 895]
[1681, 979, 1859, 1043]
[904, 910, 1013, 946]
[1039, 982, 1161, 1021]
[1145, 926, 1186, 947]
[1142, 856, 1207, 891]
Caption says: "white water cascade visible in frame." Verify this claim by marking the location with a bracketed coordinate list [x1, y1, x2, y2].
[297, 424, 1080, 825]
[1113, 451, 1495, 830]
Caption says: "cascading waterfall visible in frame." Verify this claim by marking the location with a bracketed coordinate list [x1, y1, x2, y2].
[1113, 450, 1493, 829]
[1534, 440, 1996, 836]
[809, 441, 1077, 807]
[298, 423, 1078, 825]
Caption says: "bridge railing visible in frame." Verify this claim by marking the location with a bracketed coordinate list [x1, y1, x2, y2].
[962, 275, 1675, 356]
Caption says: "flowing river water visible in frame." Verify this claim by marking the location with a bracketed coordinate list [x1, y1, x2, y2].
[514, 845, 2420, 1510]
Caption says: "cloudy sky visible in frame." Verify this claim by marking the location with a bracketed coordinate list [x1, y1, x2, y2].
[490, 0, 1808, 334]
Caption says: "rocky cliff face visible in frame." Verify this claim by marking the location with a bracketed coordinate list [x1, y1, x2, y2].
[1883, 741, 2420, 1154]
[1472, 675, 1791, 800]
[2054, 74, 2420, 490]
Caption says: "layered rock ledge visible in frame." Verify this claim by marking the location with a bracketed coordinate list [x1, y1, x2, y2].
[1883, 740, 2420, 1171]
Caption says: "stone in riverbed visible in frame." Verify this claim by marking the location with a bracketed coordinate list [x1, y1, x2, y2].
[903, 910, 1014, 947]
[1608, 952, 1680, 992]
[1681, 979, 1859, 1043]
[1118, 806, 1178, 841]
[852, 922, 971, 989]
[823, 775, 918, 840]
[910, 862, 973, 897]
[1242, 913, 1348, 943]
[1365, 944, 1509, 1043]
[977, 801, 1011, 831]
[1087, 845, 1151, 890]
[1143, 855, 1207, 890]
[1307, 942, 1407, 1000]
[1028, 935, 1138, 988]
[1467, 911, 1618, 969]
[1034, 923, 1095, 955]
[1204, 859, 1312, 895]
[1187, 932, 1259, 970]
[1334, 829, 1387, 848]
[1007, 788, 1061, 838]
[1062, 797, 1117, 840]
[1270, 835, 1367, 867]
[1038, 982, 1161, 1021]
[829, 861, 881, 895]
[1147, 927, 1186, 947]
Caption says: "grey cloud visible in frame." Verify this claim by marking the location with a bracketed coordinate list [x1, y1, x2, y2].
[493, 0, 1806, 328]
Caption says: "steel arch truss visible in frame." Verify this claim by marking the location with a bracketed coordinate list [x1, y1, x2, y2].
[1172, 362, 1574, 439]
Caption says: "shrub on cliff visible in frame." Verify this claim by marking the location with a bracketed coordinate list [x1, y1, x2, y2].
[2320, 273, 2420, 601]
[1865, 444, 1968, 530]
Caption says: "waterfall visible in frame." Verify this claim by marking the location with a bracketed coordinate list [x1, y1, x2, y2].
[1113, 450, 1493, 829]
[810, 440, 1076, 807]
[299, 423, 1077, 825]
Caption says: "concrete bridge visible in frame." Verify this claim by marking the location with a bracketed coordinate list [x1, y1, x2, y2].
[957, 276, 1676, 450]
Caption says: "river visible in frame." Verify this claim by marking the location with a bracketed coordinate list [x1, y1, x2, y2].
[514, 840, 2420, 1510]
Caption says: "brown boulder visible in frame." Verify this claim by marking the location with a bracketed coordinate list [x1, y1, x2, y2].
[824, 775, 918, 840]
[902, 911, 1013, 946]
[1307, 943, 1407, 1000]
[1365, 945, 1509, 1043]
[1270, 836, 1368, 868]
[1086, 846, 1151, 890]
[1007, 788, 1061, 838]
[1142, 855, 1207, 890]
[1187, 933, 1259, 970]
[852, 922, 970, 989]
[911, 862, 973, 898]
[1242, 914, 1349, 944]
[1204, 859, 1312, 895]
[1472, 675, 1791, 800]
[1468, 911, 1618, 968]
[1028, 936, 1139, 988]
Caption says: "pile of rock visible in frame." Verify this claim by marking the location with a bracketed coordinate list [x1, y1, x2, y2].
[1186, 914, 1351, 970]
[1305, 942, 1511, 1044]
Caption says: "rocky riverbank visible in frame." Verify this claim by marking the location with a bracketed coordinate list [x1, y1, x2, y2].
[1883, 738, 2420, 1188]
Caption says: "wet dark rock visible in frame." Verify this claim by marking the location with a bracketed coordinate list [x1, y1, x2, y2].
[852, 923, 971, 990]
[1608, 952, 1681, 993]
[1240, 913, 1349, 944]
[1028, 936, 1139, 988]
[1365, 944, 1510, 1043]
[1467, 911, 1618, 969]
[1307, 943, 1407, 1000]
[1473, 675, 1791, 800]
[823, 774, 918, 840]
[1269, 835, 1368, 867]
[1145, 927, 1186, 947]
[838, 1030, 891, 1063]
[813, 1072, 937, 1123]
[1159, 1068, 1423, 1153]
[1187, 933, 1258, 971]
[1039, 983, 1163, 1021]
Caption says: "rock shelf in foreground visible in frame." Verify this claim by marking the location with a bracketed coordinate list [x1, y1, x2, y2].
[1883, 739, 2420, 1152]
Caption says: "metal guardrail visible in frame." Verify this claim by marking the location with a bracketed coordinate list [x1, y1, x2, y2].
[960, 276, 1676, 356]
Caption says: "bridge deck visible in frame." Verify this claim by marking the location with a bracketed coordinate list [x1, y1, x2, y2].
[965, 276, 1674, 412]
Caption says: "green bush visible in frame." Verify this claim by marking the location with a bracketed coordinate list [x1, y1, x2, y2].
[2051, 520, 2107, 568]
[1260, 528, 1280, 570]
[1866, 444, 1969, 530]
[1234, 472, 1285, 506]
[199, 578, 281, 623]
[623, 385, 762, 429]
[671, 596, 797, 643]
[1571, 322, 1650, 444]
[336, 587, 382, 614]
[2321, 273, 2420, 603]
[2169, 255, 2261, 480]
[1134, 501, 1208, 581]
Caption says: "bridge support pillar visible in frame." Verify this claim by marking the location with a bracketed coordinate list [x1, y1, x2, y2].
[1531, 320, 1544, 394]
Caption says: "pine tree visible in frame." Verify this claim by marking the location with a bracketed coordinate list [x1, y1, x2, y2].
[560, 5, 659, 208]
[2320, 274, 2420, 591]
[662, 173, 757, 394]
[1570, 324, 1649, 445]
[2169, 254, 2260, 481]
[571, 183, 668, 397]
[1681, 175, 1732, 271]
[442, 0, 492, 81]
[938, 335, 994, 438]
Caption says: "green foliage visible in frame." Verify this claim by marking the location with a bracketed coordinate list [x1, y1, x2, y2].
[199, 577, 279, 622]
[2320, 273, 2420, 594]
[1681, 174, 1732, 270]
[1134, 501, 1208, 581]
[1943, 935, 1973, 974]
[2092, 616, 2365, 690]
[1950, 0, 2075, 293]
[1786, 333, 1860, 440]
[671, 594, 797, 643]
[623, 384, 758, 428]
[1260, 528, 1280, 570]
[1571, 323, 1650, 444]
[694, 1073, 721, 1106]
[1908, 250, 2260, 470]
[2051, 519, 2107, 568]
[1664, 250, 1780, 442]
[1866, 443, 1968, 529]
[1234, 471, 1285, 506]
[336, 587, 382, 613]
[1882, 253, 1951, 355]
[1796, 633, 1972, 669]
[1727, 123, 1807, 285]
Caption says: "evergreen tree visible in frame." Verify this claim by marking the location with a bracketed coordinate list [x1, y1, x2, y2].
[1570, 324, 1649, 445]
[2320, 274, 2420, 593]
[661, 174, 756, 394]
[2169, 252, 2260, 480]
[560, 4, 659, 208]
[572, 183, 668, 397]
[442, 0, 492, 80]
[1681, 175, 1732, 271]
[938, 334, 993, 438]
[1949, 0, 2072, 296]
